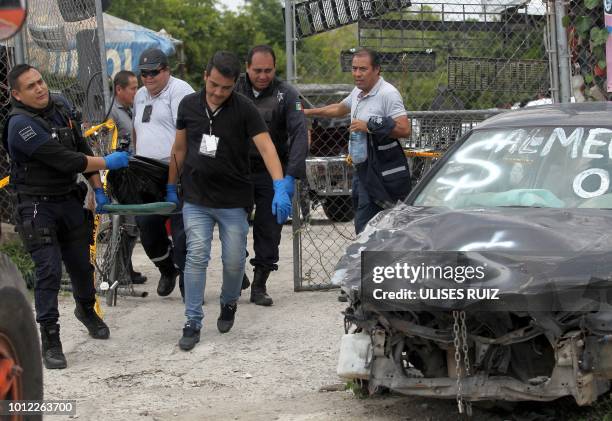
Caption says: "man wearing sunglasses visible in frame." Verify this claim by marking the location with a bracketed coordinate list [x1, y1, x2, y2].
[133, 48, 194, 298]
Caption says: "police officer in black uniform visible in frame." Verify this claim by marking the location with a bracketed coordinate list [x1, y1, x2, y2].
[2, 64, 130, 369]
[235, 45, 308, 305]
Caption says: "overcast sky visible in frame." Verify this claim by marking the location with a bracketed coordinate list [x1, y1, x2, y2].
[216, 0, 247, 12]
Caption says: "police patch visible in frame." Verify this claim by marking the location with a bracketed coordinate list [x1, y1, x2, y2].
[18, 126, 36, 142]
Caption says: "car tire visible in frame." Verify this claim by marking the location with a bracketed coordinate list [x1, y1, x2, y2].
[0, 252, 43, 410]
[322, 196, 354, 222]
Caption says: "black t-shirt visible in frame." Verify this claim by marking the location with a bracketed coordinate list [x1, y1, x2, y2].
[176, 89, 268, 208]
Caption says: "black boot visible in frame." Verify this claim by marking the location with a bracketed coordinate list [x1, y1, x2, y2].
[40, 324, 67, 369]
[156, 256, 178, 296]
[74, 301, 110, 339]
[250, 267, 273, 306]
[127, 259, 147, 284]
[130, 268, 148, 284]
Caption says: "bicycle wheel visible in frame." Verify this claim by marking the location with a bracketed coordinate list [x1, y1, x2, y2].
[94, 214, 131, 305]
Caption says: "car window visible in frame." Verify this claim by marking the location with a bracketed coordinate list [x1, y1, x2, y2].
[413, 126, 612, 209]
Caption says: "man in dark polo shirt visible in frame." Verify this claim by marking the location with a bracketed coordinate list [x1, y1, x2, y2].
[167, 51, 292, 351]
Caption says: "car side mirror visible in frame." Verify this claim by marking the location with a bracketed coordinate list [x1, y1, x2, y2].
[0, 0, 27, 41]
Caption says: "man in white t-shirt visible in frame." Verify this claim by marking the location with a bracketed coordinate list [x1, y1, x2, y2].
[133, 48, 194, 298]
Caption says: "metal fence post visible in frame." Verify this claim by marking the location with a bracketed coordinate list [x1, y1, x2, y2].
[286, 0, 304, 291]
[285, 0, 295, 82]
[13, 31, 26, 65]
[95, 0, 110, 113]
[554, 0, 572, 103]
[547, 0, 560, 103]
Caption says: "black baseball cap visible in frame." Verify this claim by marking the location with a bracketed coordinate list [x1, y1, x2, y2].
[138, 48, 168, 71]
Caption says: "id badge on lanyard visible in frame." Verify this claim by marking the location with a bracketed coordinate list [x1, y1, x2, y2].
[199, 106, 221, 157]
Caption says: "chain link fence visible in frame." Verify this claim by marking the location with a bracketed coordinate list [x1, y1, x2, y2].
[0, 0, 108, 224]
[291, 0, 556, 291]
[566, 0, 609, 102]
[0, 43, 15, 224]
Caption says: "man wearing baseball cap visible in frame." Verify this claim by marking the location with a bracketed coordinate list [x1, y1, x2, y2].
[132, 48, 194, 298]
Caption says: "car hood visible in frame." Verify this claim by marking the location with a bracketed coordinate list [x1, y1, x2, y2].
[333, 204, 612, 311]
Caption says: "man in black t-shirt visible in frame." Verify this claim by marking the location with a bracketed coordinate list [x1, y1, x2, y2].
[167, 51, 292, 351]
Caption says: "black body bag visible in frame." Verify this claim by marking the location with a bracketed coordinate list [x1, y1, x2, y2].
[106, 155, 168, 204]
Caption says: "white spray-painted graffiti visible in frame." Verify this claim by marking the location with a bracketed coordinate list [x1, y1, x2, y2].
[435, 127, 612, 200]
[459, 231, 516, 251]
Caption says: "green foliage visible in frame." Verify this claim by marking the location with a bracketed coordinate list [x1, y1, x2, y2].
[590, 27, 609, 47]
[345, 380, 369, 398]
[576, 16, 594, 36]
[108, 0, 289, 86]
[569, 0, 608, 95]
[562, 15, 571, 27]
[0, 241, 35, 285]
[584, 0, 600, 10]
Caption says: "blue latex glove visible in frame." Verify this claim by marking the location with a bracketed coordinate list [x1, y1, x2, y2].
[103, 151, 130, 170]
[166, 184, 179, 205]
[94, 187, 109, 214]
[272, 179, 292, 224]
[282, 175, 295, 200]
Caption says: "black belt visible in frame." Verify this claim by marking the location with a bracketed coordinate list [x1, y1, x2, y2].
[17, 191, 77, 203]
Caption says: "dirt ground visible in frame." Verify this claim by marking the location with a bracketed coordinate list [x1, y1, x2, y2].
[38, 225, 512, 421]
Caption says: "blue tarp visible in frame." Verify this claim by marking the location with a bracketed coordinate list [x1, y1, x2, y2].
[103, 13, 177, 76]
[30, 13, 177, 78]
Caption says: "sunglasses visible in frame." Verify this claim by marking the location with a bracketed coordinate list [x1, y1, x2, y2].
[141, 68, 162, 78]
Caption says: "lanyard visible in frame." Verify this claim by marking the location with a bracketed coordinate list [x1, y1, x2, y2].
[205, 106, 222, 136]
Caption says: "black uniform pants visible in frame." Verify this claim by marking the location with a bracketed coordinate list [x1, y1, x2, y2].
[135, 211, 186, 274]
[15, 194, 96, 326]
[249, 170, 283, 271]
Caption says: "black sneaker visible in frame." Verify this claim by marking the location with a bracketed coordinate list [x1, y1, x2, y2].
[217, 302, 237, 333]
[178, 321, 200, 351]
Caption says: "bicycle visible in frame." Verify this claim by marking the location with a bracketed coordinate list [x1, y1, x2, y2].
[405, 149, 443, 185]
[84, 120, 147, 306]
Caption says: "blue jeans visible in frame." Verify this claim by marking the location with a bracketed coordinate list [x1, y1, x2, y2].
[352, 173, 384, 235]
[182, 202, 249, 330]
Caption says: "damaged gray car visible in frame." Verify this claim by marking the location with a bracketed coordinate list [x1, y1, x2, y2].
[334, 103, 612, 413]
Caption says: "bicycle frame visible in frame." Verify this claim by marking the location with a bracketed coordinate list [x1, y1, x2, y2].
[84, 119, 120, 312]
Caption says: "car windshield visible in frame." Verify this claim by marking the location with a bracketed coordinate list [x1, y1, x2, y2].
[413, 126, 612, 209]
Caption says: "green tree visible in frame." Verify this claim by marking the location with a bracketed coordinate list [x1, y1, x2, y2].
[108, 0, 224, 86]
